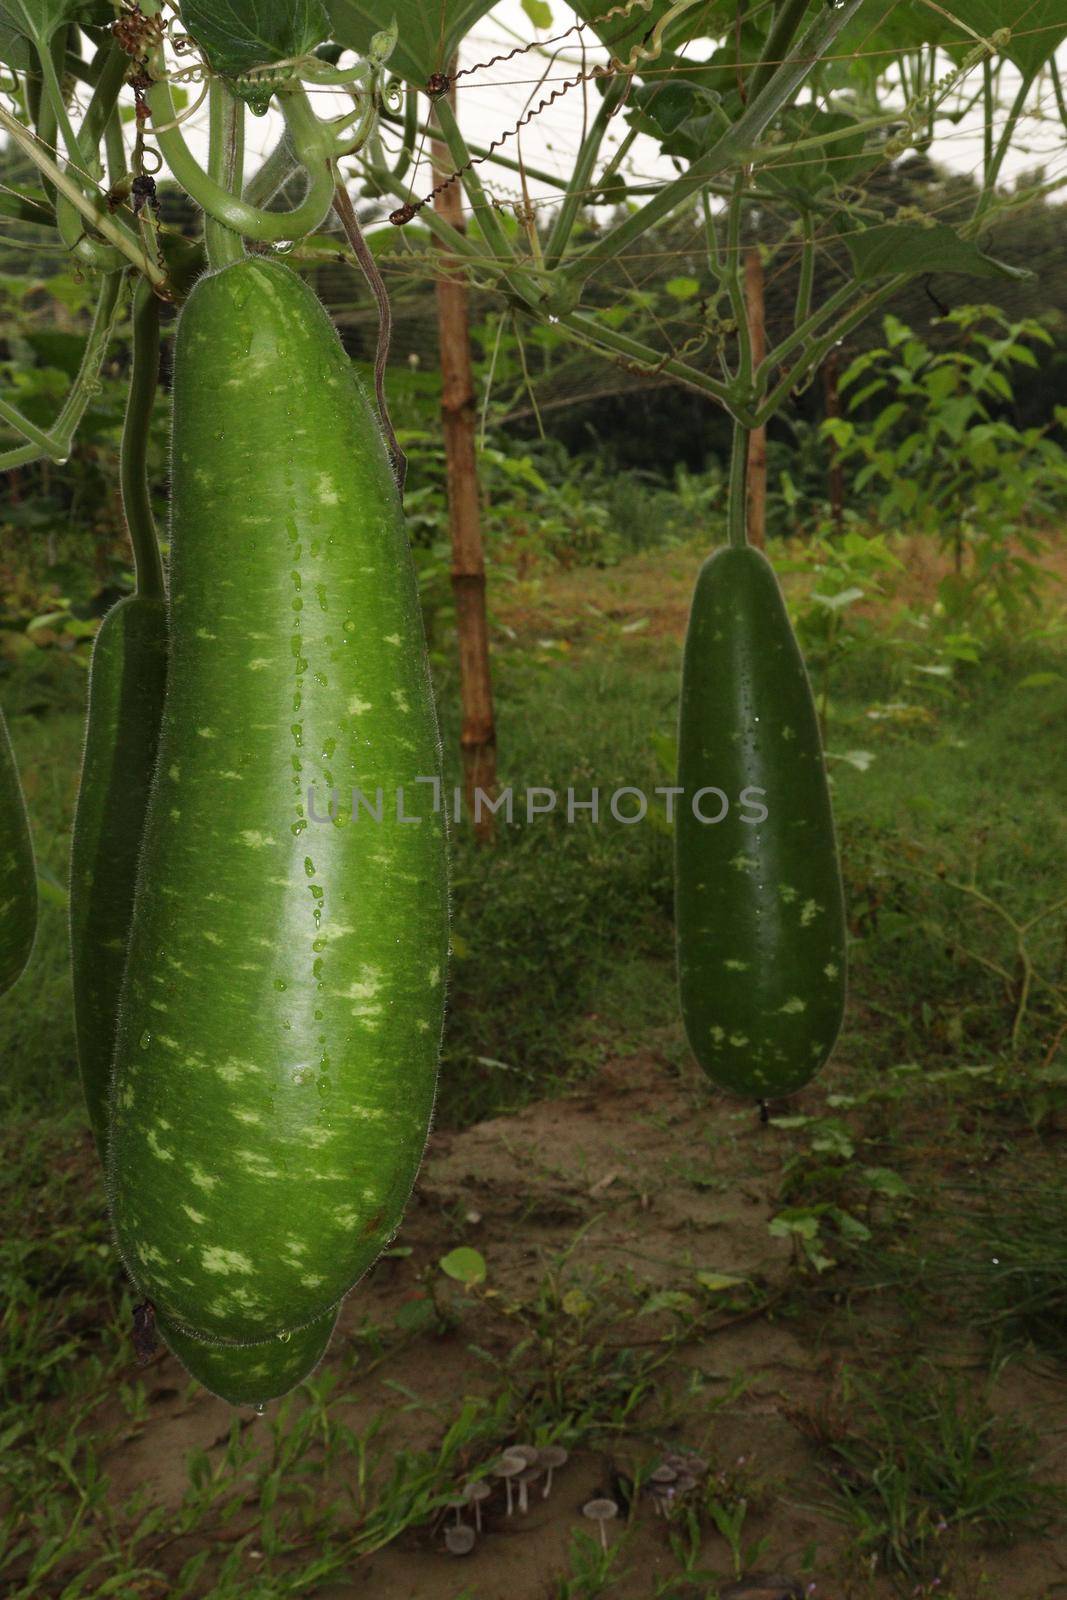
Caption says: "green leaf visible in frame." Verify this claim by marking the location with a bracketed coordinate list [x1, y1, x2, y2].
[327, 0, 722, 88]
[843, 222, 1030, 284]
[862, 1166, 913, 1198]
[665, 275, 700, 301]
[959, 0, 1067, 74]
[695, 1270, 748, 1292]
[180, 0, 330, 109]
[0, 14, 30, 66]
[762, 109, 873, 199]
[1017, 671, 1063, 689]
[639, 1289, 697, 1317]
[521, 0, 552, 26]
[327, 0, 495, 84]
[0, 0, 110, 47]
[438, 1246, 487, 1286]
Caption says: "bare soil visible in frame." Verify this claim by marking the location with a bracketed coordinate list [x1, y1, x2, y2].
[92, 1046, 1067, 1599]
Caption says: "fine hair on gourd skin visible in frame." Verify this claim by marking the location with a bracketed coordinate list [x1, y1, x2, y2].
[107, 258, 449, 1349]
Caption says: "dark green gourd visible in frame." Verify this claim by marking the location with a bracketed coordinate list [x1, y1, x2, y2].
[70, 595, 168, 1154]
[0, 707, 37, 997]
[676, 545, 846, 1098]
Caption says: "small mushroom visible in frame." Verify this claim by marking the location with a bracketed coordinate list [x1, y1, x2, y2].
[444, 1492, 468, 1528]
[538, 1444, 568, 1497]
[582, 1496, 619, 1550]
[495, 1451, 525, 1516]
[464, 1479, 491, 1532]
[649, 1463, 678, 1485]
[673, 1472, 698, 1496]
[648, 1482, 674, 1517]
[444, 1524, 476, 1556]
[507, 1443, 541, 1467]
[514, 1462, 543, 1513]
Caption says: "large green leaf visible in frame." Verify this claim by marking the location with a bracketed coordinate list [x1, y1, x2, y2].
[844, 222, 1031, 282]
[760, 109, 875, 199]
[957, 0, 1067, 75]
[327, 0, 729, 89]
[326, 0, 495, 85]
[0, 0, 111, 47]
[179, 0, 330, 106]
[0, 15, 31, 65]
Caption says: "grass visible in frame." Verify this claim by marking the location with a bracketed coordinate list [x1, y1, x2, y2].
[2, 529, 1066, 1597]
[793, 1360, 1064, 1584]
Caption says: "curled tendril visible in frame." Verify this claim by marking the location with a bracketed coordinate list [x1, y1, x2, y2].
[145, 73, 210, 131]
[381, 79, 404, 116]
[163, 16, 198, 56]
[608, 0, 702, 75]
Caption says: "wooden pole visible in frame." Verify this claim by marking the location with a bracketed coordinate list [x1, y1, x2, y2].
[432, 88, 497, 842]
[823, 349, 844, 535]
[744, 245, 767, 550]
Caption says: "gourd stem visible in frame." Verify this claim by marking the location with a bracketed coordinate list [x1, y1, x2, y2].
[0, 273, 124, 471]
[0, 395, 56, 455]
[724, 174, 751, 390]
[431, 94, 542, 310]
[53, 41, 133, 270]
[727, 423, 750, 551]
[243, 128, 296, 207]
[82, 39, 130, 159]
[0, 102, 165, 283]
[146, 69, 334, 243]
[121, 278, 166, 601]
[748, 0, 813, 101]
[204, 81, 246, 269]
[560, 0, 866, 291]
[37, 31, 91, 179]
[974, 67, 1037, 220]
[38, 32, 129, 270]
[543, 73, 629, 271]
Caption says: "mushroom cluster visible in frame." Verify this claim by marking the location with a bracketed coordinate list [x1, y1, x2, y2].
[441, 1442, 570, 1556]
[644, 1449, 710, 1516]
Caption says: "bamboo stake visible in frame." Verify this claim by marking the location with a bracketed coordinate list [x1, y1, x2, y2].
[432, 82, 497, 842]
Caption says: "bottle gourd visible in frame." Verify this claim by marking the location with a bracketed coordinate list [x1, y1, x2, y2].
[108, 258, 448, 1351]
[675, 545, 846, 1099]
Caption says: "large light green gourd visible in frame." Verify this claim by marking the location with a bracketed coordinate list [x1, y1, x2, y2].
[109, 258, 448, 1350]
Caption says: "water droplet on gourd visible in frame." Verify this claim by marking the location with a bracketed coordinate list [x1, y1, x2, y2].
[139, 1030, 151, 1049]
[274, 979, 287, 992]
[274, 240, 294, 254]
[254, 1401, 266, 1415]
[276, 1329, 292, 1343]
